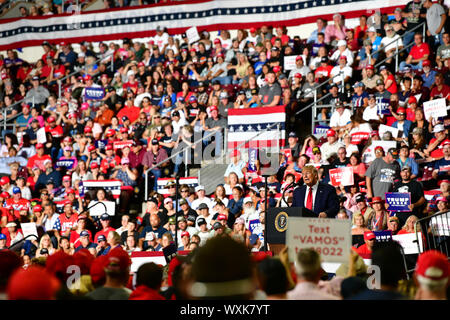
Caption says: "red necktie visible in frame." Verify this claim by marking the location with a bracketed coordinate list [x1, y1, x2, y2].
[306, 187, 313, 210]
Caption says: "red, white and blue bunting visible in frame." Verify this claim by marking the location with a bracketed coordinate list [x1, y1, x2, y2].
[0, 0, 407, 51]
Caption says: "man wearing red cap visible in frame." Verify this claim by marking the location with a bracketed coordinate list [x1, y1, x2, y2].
[288, 55, 310, 80]
[58, 200, 78, 238]
[320, 129, 344, 161]
[421, 60, 437, 89]
[355, 231, 376, 259]
[26, 143, 52, 173]
[100, 144, 121, 170]
[361, 64, 382, 90]
[414, 250, 450, 300]
[392, 107, 413, 139]
[330, 55, 353, 84]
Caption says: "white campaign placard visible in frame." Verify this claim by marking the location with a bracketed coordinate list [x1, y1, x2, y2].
[393, 232, 423, 255]
[89, 200, 116, 216]
[362, 140, 397, 164]
[379, 124, 400, 138]
[283, 56, 297, 70]
[286, 217, 351, 263]
[186, 26, 200, 44]
[423, 98, 447, 121]
[36, 127, 47, 144]
[20, 222, 38, 239]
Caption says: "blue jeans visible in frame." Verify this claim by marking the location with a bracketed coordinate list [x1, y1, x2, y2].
[150, 168, 162, 191]
[399, 60, 423, 71]
[403, 30, 415, 53]
[211, 76, 232, 85]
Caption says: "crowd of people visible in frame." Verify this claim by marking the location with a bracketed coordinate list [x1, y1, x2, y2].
[0, 0, 450, 300]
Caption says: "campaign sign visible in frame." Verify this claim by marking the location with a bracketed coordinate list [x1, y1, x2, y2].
[113, 140, 133, 150]
[329, 167, 354, 187]
[376, 98, 391, 115]
[95, 139, 109, 150]
[385, 192, 411, 212]
[379, 124, 400, 139]
[249, 218, 264, 242]
[283, 55, 297, 70]
[286, 217, 351, 263]
[393, 232, 423, 254]
[37, 127, 47, 144]
[423, 98, 447, 121]
[186, 26, 200, 44]
[56, 159, 75, 169]
[314, 125, 330, 137]
[248, 148, 258, 172]
[162, 242, 178, 263]
[20, 222, 38, 239]
[362, 140, 397, 164]
[374, 230, 392, 242]
[84, 87, 105, 100]
[89, 200, 116, 216]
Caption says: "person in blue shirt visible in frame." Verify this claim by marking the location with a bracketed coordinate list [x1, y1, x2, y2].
[307, 18, 327, 44]
[432, 142, 450, 180]
[397, 144, 419, 179]
[227, 186, 244, 218]
[139, 213, 168, 250]
[254, 52, 267, 76]
[351, 82, 369, 108]
[421, 60, 437, 88]
[57, 42, 77, 71]
[96, 234, 111, 256]
[392, 107, 413, 138]
[74, 231, 97, 254]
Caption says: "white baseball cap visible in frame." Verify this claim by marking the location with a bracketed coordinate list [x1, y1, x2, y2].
[195, 185, 205, 192]
[337, 40, 347, 47]
[433, 124, 445, 133]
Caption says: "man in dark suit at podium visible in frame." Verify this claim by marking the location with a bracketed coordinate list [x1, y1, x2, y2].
[292, 165, 339, 218]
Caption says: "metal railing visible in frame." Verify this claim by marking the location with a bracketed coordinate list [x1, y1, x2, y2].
[143, 120, 283, 199]
[415, 211, 450, 258]
[297, 22, 426, 121]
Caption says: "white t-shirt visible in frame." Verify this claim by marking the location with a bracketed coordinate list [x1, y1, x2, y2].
[330, 108, 352, 128]
[153, 33, 169, 52]
[330, 48, 354, 67]
[191, 196, 213, 211]
[320, 140, 345, 161]
[381, 34, 403, 52]
[363, 104, 382, 122]
[330, 66, 353, 83]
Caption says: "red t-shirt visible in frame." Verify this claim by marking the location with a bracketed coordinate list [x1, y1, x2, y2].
[314, 65, 333, 80]
[410, 43, 430, 61]
[16, 67, 31, 82]
[430, 84, 450, 100]
[355, 243, 372, 259]
[123, 81, 139, 94]
[117, 106, 141, 124]
[45, 125, 64, 138]
[385, 74, 398, 94]
[42, 51, 56, 65]
[94, 226, 116, 243]
[429, 138, 450, 158]
[4, 198, 31, 219]
[52, 65, 66, 79]
[27, 154, 52, 171]
[70, 229, 93, 247]
[59, 213, 79, 235]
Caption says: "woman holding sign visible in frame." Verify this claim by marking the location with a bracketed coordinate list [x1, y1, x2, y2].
[366, 197, 389, 231]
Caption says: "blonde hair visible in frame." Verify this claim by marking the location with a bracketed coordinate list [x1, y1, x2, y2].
[39, 233, 54, 251]
[402, 215, 421, 232]
[352, 213, 366, 227]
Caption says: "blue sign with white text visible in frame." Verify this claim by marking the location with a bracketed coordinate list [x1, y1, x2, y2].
[84, 87, 105, 100]
[385, 192, 411, 212]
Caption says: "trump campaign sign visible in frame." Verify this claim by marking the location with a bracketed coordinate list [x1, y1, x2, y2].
[113, 140, 134, 150]
[286, 217, 351, 263]
[385, 192, 411, 212]
[423, 98, 447, 121]
[329, 167, 354, 187]
[84, 87, 105, 100]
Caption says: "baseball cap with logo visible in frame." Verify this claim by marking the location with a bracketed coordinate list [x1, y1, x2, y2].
[80, 230, 90, 237]
[415, 250, 450, 286]
[355, 194, 366, 203]
[100, 213, 111, 221]
[388, 148, 399, 158]
[197, 217, 207, 226]
[364, 231, 376, 241]
[433, 124, 445, 133]
[376, 79, 384, 86]
[198, 203, 209, 210]
[326, 129, 336, 137]
[12, 187, 21, 194]
[213, 221, 223, 230]
[195, 185, 205, 192]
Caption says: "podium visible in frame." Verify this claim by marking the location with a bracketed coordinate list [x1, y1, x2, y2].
[266, 207, 315, 245]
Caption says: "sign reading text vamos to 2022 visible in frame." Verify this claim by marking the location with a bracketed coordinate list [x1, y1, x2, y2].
[286, 217, 351, 263]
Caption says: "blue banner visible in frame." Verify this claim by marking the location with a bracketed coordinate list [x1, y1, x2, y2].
[95, 139, 109, 150]
[249, 218, 264, 243]
[374, 230, 392, 242]
[84, 87, 105, 100]
[314, 125, 330, 136]
[248, 148, 258, 172]
[377, 98, 391, 115]
[56, 159, 75, 169]
[385, 192, 411, 212]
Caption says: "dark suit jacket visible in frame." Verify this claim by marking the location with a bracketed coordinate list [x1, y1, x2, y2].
[292, 182, 339, 218]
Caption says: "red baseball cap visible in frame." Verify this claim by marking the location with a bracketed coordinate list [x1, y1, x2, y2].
[0, 176, 10, 185]
[63, 136, 73, 143]
[63, 175, 71, 182]
[273, 66, 281, 73]
[397, 107, 406, 114]
[408, 96, 417, 104]
[213, 38, 221, 44]
[7, 266, 60, 300]
[83, 74, 91, 81]
[326, 129, 336, 137]
[209, 105, 218, 112]
[36, 143, 44, 149]
[364, 231, 376, 241]
[415, 250, 449, 284]
[47, 116, 55, 123]
[105, 248, 131, 273]
[33, 205, 43, 212]
[105, 144, 113, 151]
[295, 55, 303, 62]
[81, 102, 90, 110]
[88, 145, 96, 152]
[84, 126, 92, 134]
[120, 127, 128, 133]
[374, 146, 384, 152]
[0, 191, 10, 198]
[339, 55, 347, 61]
[63, 199, 72, 206]
[294, 73, 302, 79]
[137, 62, 145, 67]
[181, 231, 190, 238]
[91, 162, 99, 169]
[249, 27, 256, 33]
[106, 129, 116, 137]
[217, 214, 227, 221]
[365, 65, 374, 70]
[422, 60, 431, 67]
